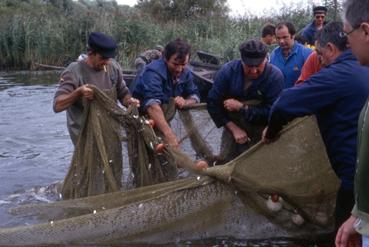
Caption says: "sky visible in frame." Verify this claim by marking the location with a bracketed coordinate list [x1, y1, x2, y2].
[120, 0, 324, 17]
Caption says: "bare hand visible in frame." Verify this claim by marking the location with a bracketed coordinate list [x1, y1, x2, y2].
[194, 160, 208, 170]
[127, 97, 140, 107]
[79, 85, 93, 100]
[261, 127, 270, 144]
[223, 99, 243, 112]
[231, 126, 249, 144]
[174, 96, 186, 109]
[261, 127, 280, 144]
[335, 215, 361, 247]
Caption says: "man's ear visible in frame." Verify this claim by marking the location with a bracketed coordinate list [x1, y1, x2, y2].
[361, 22, 369, 37]
[326, 42, 335, 54]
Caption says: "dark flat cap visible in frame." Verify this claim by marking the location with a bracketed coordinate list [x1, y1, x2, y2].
[239, 39, 267, 66]
[88, 32, 117, 58]
[313, 6, 328, 14]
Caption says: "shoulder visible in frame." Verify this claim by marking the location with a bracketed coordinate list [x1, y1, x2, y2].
[222, 60, 241, 72]
[108, 59, 123, 71]
[216, 60, 241, 79]
[144, 59, 166, 76]
[270, 47, 282, 59]
[296, 43, 312, 57]
[268, 63, 284, 78]
[61, 61, 82, 79]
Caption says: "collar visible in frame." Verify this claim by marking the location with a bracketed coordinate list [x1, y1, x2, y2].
[147, 58, 189, 84]
[276, 42, 299, 58]
[329, 49, 356, 66]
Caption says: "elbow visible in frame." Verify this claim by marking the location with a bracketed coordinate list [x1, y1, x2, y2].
[53, 100, 64, 113]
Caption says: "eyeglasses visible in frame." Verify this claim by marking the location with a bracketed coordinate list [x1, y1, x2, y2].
[339, 24, 361, 38]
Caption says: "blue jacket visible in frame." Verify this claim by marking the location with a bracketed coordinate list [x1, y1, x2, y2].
[207, 60, 283, 127]
[300, 22, 319, 46]
[270, 43, 312, 88]
[266, 49, 369, 189]
[132, 58, 200, 108]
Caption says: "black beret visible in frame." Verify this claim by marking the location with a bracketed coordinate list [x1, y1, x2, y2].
[239, 39, 267, 66]
[313, 6, 327, 14]
[88, 32, 117, 58]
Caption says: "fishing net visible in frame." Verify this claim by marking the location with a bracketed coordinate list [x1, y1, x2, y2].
[0, 86, 340, 246]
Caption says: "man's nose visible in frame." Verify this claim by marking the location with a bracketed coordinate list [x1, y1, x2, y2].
[176, 65, 184, 72]
[249, 67, 258, 74]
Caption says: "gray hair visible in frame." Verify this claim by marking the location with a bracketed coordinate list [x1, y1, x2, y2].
[343, 0, 369, 27]
[316, 21, 348, 51]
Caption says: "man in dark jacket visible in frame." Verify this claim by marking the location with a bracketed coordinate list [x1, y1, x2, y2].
[133, 38, 200, 149]
[207, 39, 283, 162]
[336, 0, 369, 246]
[262, 22, 369, 231]
[301, 6, 328, 45]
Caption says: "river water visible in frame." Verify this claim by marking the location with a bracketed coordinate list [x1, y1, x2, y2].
[0, 71, 328, 246]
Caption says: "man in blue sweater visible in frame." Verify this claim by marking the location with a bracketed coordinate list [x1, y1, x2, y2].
[207, 39, 283, 162]
[133, 38, 200, 149]
[262, 21, 369, 231]
[300, 6, 328, 46]
[270, 22, 312, 88]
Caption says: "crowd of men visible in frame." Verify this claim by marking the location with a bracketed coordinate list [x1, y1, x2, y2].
[53, 0, 369, 245]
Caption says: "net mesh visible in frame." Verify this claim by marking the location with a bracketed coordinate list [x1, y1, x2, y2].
[0, 86, 340, 245]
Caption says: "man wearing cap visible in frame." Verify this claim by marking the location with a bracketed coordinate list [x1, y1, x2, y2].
[53, 31, 138, 145]
[207, 39, 283, 162]
[301, 6, 328, 46]
[133, 38, 200, 149]
[270, 22, 312, 88]
[263, 22, 369, 233]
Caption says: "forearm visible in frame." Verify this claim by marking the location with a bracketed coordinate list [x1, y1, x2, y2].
[207, 101, 229, 128]
[266, 110, 288, 139]
[53, 88, 82, 113]
[147, 104, 174, 137]
[243, 105, 270, 125]
[225, 121, 240, 134]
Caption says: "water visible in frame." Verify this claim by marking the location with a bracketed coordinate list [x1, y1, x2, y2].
[0, 71, 330, 246]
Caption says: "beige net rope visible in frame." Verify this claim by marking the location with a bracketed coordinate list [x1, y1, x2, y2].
[0, 86, 340, 246]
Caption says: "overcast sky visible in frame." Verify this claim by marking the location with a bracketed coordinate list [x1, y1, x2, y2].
[120, 0, 324, 17]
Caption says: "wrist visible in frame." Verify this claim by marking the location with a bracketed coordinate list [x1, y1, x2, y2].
[239, 103, 248, 112]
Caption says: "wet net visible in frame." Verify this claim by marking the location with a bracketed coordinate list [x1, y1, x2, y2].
[0, 86, 340, 246]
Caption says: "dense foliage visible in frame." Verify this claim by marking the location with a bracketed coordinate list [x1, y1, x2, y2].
[0, 0, 342, 70]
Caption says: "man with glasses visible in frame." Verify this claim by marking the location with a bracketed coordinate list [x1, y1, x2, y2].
[270, 22, 312, 88]
[262, 22, 369, 237]
[301, 6, 328, 46]
[336, 0, 369, 246]
[207, 39, 283, 162]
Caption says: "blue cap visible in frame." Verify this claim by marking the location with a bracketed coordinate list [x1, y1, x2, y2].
[239, 39, 267, 66]
[88, 32, 117, 58]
